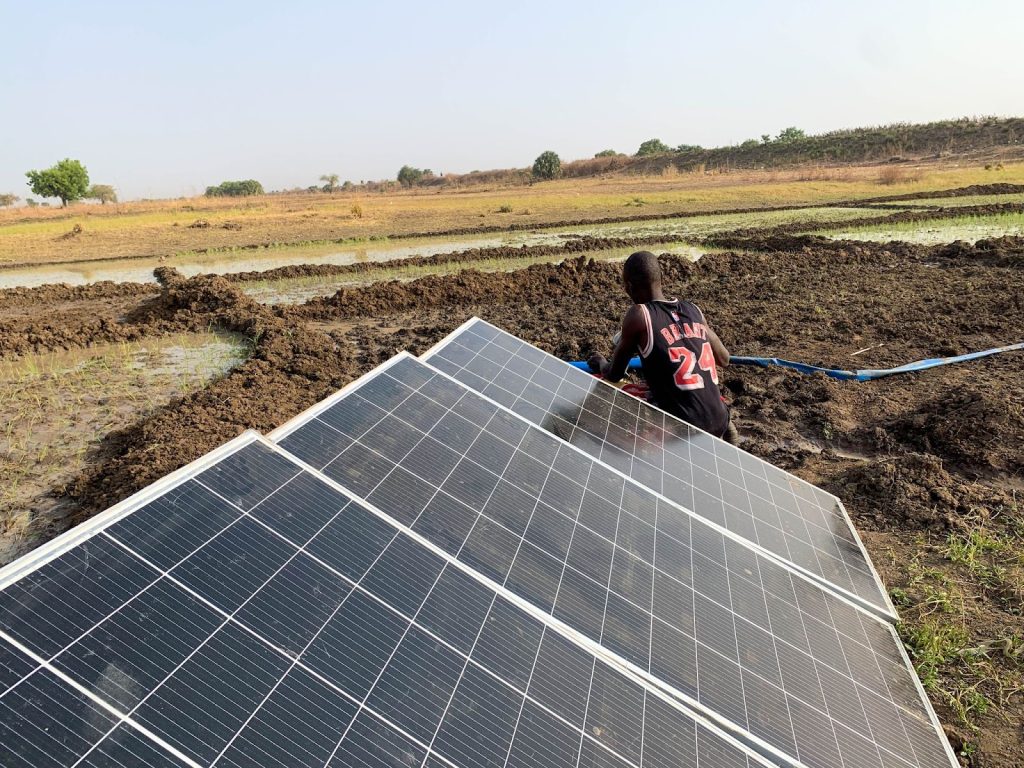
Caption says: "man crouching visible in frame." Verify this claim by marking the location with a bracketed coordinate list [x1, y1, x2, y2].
[588, 251, 739, 444]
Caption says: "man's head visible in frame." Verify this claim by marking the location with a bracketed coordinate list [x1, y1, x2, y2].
[622, 250, 662, 303]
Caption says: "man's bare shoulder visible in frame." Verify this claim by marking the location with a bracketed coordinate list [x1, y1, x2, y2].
[621, 303, 646, 329]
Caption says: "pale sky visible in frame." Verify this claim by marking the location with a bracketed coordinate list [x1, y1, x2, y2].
[2, 0, 1022, 201]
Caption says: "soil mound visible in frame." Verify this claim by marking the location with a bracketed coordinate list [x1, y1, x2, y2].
[222, 234, 690, 284]
[930, 236, 1024, 268]
[287, 255, 629, 320]
[831, 453, 1011, 528]
[877, 387, 1024, 475]
[0, 281, 153, 311]
[861, 183, 1024, 203]
[69, 269, 361, 516]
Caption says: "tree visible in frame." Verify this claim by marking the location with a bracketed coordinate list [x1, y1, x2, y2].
[740, 139, 760, 149]
[25, 158, 90, 207]
[775, 126, 806, 143]
[761, 134, 772, 144]
[397, 165, 425, 187]
[87, 184, 117, 204]
[594, 149, 618, 158]
[205, 180, 264, 197]
[0, 194, 19, 208]
[675, 144, 703, 152]
[532, 151, 561, 180]
[636, 139, 670, 156]
[320, 173, 339, 193]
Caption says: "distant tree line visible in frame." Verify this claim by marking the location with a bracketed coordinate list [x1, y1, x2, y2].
[205, 179, 265, 197]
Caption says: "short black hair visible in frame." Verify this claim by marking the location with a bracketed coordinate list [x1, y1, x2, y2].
[623, 250, 662, 287]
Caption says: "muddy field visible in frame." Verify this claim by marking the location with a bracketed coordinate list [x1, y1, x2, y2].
[1, 202, 1023, 764]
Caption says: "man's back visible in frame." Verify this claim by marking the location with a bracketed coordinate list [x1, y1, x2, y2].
[638, 299, 730, 437]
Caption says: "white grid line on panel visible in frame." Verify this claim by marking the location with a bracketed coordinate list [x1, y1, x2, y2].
[0, 629, 203, 768]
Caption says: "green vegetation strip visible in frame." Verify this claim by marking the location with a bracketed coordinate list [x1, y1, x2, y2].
[818, 212, 1024, 244]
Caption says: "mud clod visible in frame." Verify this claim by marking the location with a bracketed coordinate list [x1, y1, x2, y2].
[877, 387, 1024, 475]
[831, 453, 1011, 528]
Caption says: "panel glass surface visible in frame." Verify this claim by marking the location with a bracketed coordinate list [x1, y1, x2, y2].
[275, 356, 954, 768]
[0, 439, 765, 768]
[422, 319, 891, 617]
[0, 656, 190, 768]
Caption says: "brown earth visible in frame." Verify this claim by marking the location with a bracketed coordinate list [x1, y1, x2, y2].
[2, 231, 1023, 765]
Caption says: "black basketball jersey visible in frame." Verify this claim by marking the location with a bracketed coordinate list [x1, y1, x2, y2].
[636, 299, 729, 437]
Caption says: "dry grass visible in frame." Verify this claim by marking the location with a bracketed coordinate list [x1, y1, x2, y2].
[877, 165, 924, 185]
[2, 160, 1024, 268]
[0, 333, 249, 564]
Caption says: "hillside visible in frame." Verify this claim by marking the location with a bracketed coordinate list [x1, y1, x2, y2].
[412, 116, 1024, 190]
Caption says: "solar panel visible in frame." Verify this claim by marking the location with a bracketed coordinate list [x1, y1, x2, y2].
[0, 432, 772, 768]
[271, 354, 956, 768]
[420, 318, 894, 620]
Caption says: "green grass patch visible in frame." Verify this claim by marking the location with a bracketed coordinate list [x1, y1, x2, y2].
[815, 211, 1024, 244]
[902, 193, 1024, 208]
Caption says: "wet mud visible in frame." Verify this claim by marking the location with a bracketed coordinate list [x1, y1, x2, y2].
[219, 234, 691, 283]
[707, 202, 1024, 243]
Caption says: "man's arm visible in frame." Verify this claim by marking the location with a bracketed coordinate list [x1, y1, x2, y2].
[588, 305, 647, 383]
[707, 326, 730, 367]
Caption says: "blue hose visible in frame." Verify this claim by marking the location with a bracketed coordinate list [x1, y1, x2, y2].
[569, 342, 1024, 381]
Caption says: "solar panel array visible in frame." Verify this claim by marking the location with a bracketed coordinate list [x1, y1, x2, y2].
[421, 318, 893, 619]
[0, 320, 956, 768]
[271, 354, 954, 768]
[0, 436, 766, 768]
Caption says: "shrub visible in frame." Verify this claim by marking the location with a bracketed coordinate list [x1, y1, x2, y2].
[351, 203, 364, 219]
[497, 204, 513, 213]
[397, 166, 425, 187]
[876, 166, 921, 185]
[0, 193, 19, 207]
[532, 151, 561, 180]
[320, 173, 339, 193]
[594, 149, 619, 158]
[775, 126, 806, 143]
[636, 139, 670, 156]
[87, 184, 117, 204]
